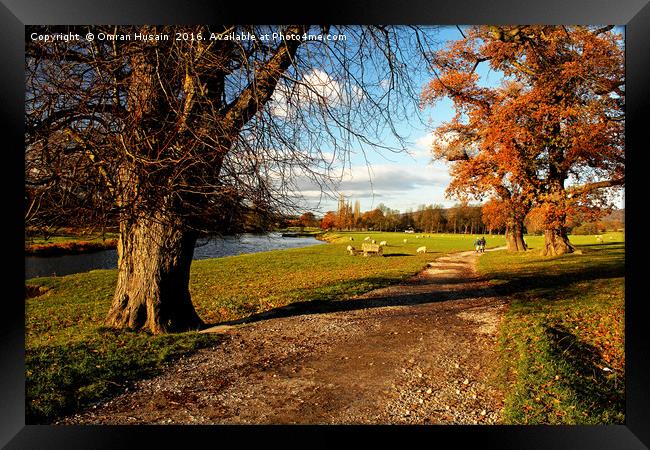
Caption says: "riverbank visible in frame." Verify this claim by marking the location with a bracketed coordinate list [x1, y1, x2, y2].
[25, 229, 323, 256]
[280, 228, 324, 238]
[25, 230, 119, 256]
[25, 232, 327, 279]
[25, 239, 118, 256]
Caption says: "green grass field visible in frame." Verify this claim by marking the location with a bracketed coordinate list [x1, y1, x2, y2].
[478, 231, 625, 424]
[25, 230, 624, 424]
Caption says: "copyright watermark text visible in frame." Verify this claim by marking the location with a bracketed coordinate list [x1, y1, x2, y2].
[30, 30, 347, 44]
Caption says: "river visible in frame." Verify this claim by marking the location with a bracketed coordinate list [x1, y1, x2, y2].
[25, 233, 326, 280]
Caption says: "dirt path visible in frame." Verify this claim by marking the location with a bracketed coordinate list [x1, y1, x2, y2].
[58, 248, 509, 425]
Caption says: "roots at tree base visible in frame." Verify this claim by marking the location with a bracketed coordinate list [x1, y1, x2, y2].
[506, 222, 527, 252]
[541, 228, 575, 256]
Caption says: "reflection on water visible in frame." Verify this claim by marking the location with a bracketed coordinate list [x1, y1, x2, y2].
[25, 233, 325, 280]
[26, 250, 118, 280]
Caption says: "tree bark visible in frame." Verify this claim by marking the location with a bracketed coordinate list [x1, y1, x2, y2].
[505, 221, 527, 251]
[542, 227, 575, 256]
[105, 210, 203, 334]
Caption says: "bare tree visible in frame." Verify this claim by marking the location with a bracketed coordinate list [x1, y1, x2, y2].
[26, 25, 439, 333]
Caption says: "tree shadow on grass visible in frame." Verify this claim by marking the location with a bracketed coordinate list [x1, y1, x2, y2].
[544, 324, 624, 422]
[493, 252, 623, 297]
[576, 242, 623, 247]
[203, 248, 624, 328]
[26, 329, 224, 424]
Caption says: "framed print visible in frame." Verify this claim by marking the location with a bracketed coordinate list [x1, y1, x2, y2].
[2, 0, 648, 447]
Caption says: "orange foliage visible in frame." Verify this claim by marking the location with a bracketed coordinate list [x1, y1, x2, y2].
[422, 26, 624, 239]
[320, 211, 337, 230]
[481, 198, 509, 231]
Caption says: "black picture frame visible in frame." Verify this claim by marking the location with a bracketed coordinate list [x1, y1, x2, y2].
[2, 0, 648, 448]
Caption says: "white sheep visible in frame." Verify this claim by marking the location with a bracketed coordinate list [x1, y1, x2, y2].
[403, 239, 408, 243]
[371, 239, 376, 244]
[349, 237, 354, 241]
[416, 246, 427, 254]
[379, 241, 387, 246]
[347, 245, 356, 255]
[364, 236, 371, 241]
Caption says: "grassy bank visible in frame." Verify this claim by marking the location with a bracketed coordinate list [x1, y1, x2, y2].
[478, 232, 625, 424]
[26, 231, 478, 423]
[279, 226, 323, 237]
[26, 232, 118, 255]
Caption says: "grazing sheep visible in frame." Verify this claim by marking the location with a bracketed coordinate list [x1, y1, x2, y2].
[371, 239, 376, 244]
[347, 245, 355, 255]
[379, 241, 387, 246]
[416, 246, 427, 254]
[403, 239, 408, 243]
[364, 236, 371, 241]
[349, 237, 354, 241]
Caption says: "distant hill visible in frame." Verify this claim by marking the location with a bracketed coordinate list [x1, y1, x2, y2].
[602, 208, 624, 224]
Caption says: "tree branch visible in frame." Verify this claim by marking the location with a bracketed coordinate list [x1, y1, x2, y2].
[221, 25, 309, 138]
[567, 177, 625, 197]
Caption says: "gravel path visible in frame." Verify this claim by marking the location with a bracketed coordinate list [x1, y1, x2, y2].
[58, 248, 509, 425]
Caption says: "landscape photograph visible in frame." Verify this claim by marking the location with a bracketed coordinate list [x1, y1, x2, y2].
[24, 24, 625, 427]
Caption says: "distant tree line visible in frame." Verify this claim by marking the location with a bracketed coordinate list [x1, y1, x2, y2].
[309, 199, 624, 235]
[317, 200, 488, 234]
[29, 199, 622, 237]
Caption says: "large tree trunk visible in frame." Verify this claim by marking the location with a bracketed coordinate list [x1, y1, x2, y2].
[104, 34, 203, 333]
[105, 211, 203, 334]
[505, 221, 527, 251]
[542, 227, 575, 256]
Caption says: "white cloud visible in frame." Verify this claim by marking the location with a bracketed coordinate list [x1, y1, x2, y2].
[403, 133, 435, 159]
[269, 69, 362, 119]
[290, 160, 453, 213]
[415, 134, 435, 150]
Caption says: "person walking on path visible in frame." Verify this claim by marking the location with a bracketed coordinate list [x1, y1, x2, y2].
[479, 237, 486, 253]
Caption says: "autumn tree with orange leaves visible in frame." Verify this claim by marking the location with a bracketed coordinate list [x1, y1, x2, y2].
[481, 198, 508, 235]
[320, 211, 338, 230]
[422, 25, 624, 255]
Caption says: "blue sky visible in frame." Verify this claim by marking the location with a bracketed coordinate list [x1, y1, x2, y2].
[293, 26, 624, 215]
[293, 26, 462, 214]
